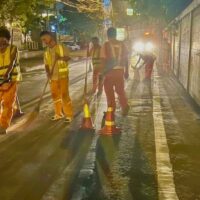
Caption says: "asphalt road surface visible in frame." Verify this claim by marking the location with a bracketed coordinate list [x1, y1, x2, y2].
[0, 60, 200, 200]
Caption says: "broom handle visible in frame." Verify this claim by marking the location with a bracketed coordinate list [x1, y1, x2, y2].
[37, 57, 57, 108]
[84, 44, 89, 100]
[10, 29, 22, 112]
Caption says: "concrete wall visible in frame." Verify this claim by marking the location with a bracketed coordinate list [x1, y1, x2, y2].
[169, 2, 200, 106]
[179, 14, 191, 89]
[19, 51, 43, 59]
[189, 6, 200, 104]
[173, 26, 181, 76]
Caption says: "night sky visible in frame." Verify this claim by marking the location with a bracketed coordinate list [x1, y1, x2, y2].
[167, 0, 193, 19]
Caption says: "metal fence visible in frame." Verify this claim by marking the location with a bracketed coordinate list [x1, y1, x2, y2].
[169, 2, 200, 106]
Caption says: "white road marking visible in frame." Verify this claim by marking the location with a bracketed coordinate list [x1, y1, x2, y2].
[153, 68, 179, 200]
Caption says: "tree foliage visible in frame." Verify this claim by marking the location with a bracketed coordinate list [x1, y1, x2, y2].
[0, 0, 55, 30]
[60, 0, 104, 19]
[129, 0, 192, 22]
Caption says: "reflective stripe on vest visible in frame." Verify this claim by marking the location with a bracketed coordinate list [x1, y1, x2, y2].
[0, 45, 21, 81]
[110, 43, 122, 64]
[57, 45, 68, 74]
[45, 44, 68, 76]
[92, 48, 101, 66]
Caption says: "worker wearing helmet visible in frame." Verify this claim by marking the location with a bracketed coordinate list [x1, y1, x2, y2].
[0, 27, 22, 134]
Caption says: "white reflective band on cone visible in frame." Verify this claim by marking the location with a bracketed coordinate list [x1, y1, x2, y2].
[105, 121, 115, 126]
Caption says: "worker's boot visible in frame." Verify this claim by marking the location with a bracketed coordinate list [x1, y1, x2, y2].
[97, 90, 103, 97]
[122, 105, 130, 116]
[65, 117, 72, 124]
[13, 109, 25, 119]
[51, 114, 64, 121]
[0, 126, 7, 135]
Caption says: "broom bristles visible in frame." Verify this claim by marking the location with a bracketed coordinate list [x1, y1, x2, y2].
[8, 110, 39, 132]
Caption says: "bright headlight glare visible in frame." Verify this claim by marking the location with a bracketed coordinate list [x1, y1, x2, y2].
[133, 42, 145, 52]
[145, 42, 154, 51]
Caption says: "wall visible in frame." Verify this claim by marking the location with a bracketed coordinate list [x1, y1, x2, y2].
[188, 6, 200, 104]
[169, 2, 200, 106]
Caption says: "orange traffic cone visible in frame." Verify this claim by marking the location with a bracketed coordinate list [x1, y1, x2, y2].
[99, 107, 121, 135]
[79, 101, 95, 131]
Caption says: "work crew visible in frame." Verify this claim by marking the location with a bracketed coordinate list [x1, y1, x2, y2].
[134, 51, 156, 81]
[101, 27, 129, 116]
[40, 31, 73, 123]
[89, 37, 103, 96]
[0, 27, 22, 134]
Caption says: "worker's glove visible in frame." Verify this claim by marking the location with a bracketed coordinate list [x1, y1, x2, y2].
[4, 73, 11, 82]
[99, 74, 104, 81]
[47, 72, 52, 80]
[131, 65, 136, 70]
[138, 63, 145, 69]
[55, 53, 62, 61]
[124, 71, 129, 80]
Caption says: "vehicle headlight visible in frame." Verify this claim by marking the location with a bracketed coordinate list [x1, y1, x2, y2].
[145, 42, 154, 51]
[133, 42, 145, 53]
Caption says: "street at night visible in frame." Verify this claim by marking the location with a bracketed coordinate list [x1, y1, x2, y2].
[0, 0, 200, 200]
[0, 57, 199, 199]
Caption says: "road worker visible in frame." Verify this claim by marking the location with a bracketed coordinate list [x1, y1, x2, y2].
[40, 31, 73, 123]
[134, 51, 156, 81]
[89, 37, 103, 96]
[0, 27, 22, 134]
[101, 27, 129, 116]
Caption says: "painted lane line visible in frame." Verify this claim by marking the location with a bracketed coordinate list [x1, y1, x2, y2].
[153, 69, 179, 200]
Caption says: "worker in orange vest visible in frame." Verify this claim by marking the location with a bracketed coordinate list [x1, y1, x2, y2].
[89, 37, 103, 96]
[101, 27, 129, 116]
[135, 51, 156, 81]
[0, 27, 22, 134]
[40, 31, 73, 123]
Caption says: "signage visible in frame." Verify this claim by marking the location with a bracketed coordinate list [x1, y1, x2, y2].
[127, 8, 133, 16]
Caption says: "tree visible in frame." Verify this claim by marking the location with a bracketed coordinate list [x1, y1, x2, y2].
[57, 2, 102, 41]
[129, 0, 192, 23]
[60, 0, 104, 19]
[0, 0, 55, 28]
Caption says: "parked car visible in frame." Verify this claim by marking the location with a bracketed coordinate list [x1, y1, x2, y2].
[62, 41, 80, 51]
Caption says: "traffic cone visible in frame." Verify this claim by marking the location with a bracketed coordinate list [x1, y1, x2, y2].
[99, 107, 121, 135]
[79, 101, 95, 132]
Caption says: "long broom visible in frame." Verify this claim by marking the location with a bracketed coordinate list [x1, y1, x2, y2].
[13, 57, 57, 129]
[84, 44, 89, 99]
[11, 28, 24, 117]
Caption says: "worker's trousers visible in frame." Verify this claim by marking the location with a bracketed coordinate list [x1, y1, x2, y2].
[145, 63, 154, 79]
[104, 69, 128, 111]
[50, 78, 73, 118]
[0, 82, 17, 129]
[92, 68, 103, 93]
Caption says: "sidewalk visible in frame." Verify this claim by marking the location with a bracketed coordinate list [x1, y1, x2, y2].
[20, 57, 44, 72]
[19, 49, 87, 72]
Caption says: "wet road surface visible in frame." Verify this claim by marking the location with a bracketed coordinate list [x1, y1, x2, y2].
[0, 62, 200, 200]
